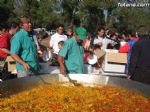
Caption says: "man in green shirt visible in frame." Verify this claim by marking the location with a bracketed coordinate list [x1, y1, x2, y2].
[10, 16, 39, 78]
[58, 26, 87, 74]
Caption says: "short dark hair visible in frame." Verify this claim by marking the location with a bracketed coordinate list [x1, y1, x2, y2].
[0, 23, 4, 30]
[56, 23, 64, 29]
[8, 21, 19, 29]
[17, 15, 31, 26]
[97, 27, 105, 32]
[110, 32, 118, 38]
[88, 45, 95, 50]
[94, 44, 101, 49]
[106, 30, 112, 36]
[0, 23, 8, 31]
[137, 25, 149, 39]
[127, 30, 135, 37]
[58, 41, 64, 46]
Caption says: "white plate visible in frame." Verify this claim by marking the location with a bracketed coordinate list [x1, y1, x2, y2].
[88, 54, 98, 65]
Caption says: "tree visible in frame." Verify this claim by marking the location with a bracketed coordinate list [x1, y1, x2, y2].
[27, 0, 40, 27]
[0, 0, 15, 23]
[114, 7, 150, 33]
[78, 0, 118, 34]
[61, 0, 80, 26]
[37, 0, 60, 28]
[0, 0, 150, 34]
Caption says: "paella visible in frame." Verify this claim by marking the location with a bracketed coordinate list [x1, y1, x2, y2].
[0, 83, 150, 112]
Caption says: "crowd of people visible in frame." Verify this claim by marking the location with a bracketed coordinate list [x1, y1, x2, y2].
[0, 15, 150, 85]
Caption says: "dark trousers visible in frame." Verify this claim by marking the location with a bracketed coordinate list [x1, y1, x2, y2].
[131, 68, 150, 85]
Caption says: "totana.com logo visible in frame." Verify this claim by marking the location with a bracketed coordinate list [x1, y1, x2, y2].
[117, 0, 150, 7]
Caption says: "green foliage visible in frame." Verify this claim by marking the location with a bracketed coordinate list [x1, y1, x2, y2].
[114, 7, 150, 33]
[36, 0, 62, 28]
[61, 0, 78, 26]
[0, 0, 14, 23]
[0, 0, 150, 33]
[77, 0, 118, 33]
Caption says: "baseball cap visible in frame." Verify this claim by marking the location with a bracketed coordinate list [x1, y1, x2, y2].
[75, 27, 87, 40]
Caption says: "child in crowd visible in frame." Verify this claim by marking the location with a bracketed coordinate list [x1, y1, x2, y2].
[58, 41, 64, 50]
[49, 41, 64, 66]
[88, 44, 105, 67]
[84, 44, 105, 73]
[84, 45, 99, 64]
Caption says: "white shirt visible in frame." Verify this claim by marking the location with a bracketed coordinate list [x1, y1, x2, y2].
[101, 37, 112, 49]
[93, 36, 103, 45]
[49, 33, 67, 54]
[94, 36, 112, 49]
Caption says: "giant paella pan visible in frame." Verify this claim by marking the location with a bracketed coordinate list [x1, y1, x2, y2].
[0, 74, 150, 111]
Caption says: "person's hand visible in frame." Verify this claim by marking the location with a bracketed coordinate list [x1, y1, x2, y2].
[127, 75, 131, 80]
[38, 50, 43, 55]
[60, 65, 66, 75]
[98, 42, 102, 47]
[22, 62, 30, 71]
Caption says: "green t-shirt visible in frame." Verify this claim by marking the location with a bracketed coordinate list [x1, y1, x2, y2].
[59, 36, 85, 73]
[10, 29, 39, 72]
